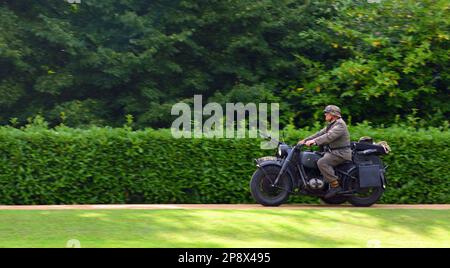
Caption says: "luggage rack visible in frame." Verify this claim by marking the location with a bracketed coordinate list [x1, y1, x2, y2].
[351, 142, 387, 155]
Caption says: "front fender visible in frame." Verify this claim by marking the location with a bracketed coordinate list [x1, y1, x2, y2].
[255, 156, 280, 165]
[254, 157, 297, 187]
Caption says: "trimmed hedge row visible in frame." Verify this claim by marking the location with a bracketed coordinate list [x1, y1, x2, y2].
[0, 124, 448, 204]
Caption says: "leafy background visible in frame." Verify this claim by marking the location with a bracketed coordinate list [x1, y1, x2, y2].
[0, 121, 448, 205]
[0, 0, 448, 205]
[0, 0, 448, 128]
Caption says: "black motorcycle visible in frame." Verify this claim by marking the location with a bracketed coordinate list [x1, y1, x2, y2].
[250, 135, 389, 207]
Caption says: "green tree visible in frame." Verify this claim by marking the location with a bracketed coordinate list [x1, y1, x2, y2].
[285, 0, 449, 126]
[0, 0, 448, 128]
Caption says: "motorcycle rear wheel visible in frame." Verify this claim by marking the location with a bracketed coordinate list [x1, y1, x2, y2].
[250, 165, 292, 207]
[347, 169, 384, 207]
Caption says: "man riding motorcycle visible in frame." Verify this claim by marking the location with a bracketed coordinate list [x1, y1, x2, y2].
[298, 105, 352, 199]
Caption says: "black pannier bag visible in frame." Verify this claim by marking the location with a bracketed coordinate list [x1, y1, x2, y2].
[358, 164, 383, 188]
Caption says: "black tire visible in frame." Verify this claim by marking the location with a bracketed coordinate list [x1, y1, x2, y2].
[320, 196, 348, 205]
[347, 169, 384, 207]
[250, 165, 292, 206]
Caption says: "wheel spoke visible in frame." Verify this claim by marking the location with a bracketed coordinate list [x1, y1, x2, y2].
[258, 172, 286, 199]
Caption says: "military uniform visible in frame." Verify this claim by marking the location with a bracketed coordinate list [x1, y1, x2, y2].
[305, 112, 351, 185]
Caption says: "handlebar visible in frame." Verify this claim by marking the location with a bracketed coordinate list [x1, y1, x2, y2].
[259, 131, 282, 145]
[259, 131, 307, 150]
[294, 143, 304, 150]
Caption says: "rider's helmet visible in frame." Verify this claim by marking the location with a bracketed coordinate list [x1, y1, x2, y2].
[323, 105, 341, 117]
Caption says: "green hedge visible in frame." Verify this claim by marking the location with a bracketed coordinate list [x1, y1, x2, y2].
[0, 124, 448, 204]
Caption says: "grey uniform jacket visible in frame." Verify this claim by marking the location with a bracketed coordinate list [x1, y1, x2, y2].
[305, 118, 352, 161]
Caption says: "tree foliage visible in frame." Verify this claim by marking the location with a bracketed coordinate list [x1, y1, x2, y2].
[287, 0, 450, 125]
[0, 0, 448, 128]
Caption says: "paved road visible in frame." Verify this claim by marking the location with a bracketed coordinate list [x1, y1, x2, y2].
[0, 204, 448, 210]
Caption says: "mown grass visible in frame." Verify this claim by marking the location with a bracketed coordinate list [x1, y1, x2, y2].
[0, 209, 448, 248]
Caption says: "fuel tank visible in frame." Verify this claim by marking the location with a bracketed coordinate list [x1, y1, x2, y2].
[300, 152, 322, 169]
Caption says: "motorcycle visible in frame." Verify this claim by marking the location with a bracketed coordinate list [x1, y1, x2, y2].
[250, 135, 389, 207]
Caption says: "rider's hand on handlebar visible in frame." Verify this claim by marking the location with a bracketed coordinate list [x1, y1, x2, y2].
[297, 139, 306, 145]
[305, 140, 316, 147]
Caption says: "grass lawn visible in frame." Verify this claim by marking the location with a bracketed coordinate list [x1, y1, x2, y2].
[0, 209, 448, 248]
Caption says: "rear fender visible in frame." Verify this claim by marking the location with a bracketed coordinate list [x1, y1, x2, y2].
[381, 165, 388, 189]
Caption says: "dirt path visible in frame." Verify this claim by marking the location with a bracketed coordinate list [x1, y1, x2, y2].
[0, 204, 448, 210]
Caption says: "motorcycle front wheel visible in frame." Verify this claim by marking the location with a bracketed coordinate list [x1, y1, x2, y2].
[250, 165, 292, 207]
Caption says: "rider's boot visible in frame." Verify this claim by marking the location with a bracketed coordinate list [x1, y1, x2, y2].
[325, 180, 342, 199]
